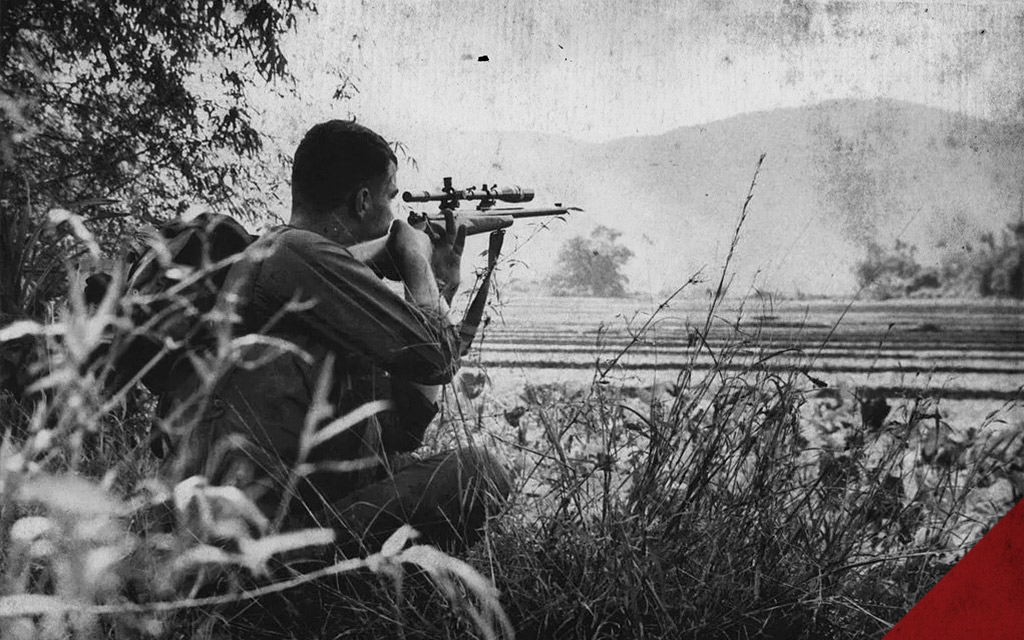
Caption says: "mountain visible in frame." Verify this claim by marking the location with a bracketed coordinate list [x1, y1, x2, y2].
[388, 100, 1024, 298]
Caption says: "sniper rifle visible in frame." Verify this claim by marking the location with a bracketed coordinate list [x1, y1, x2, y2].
[354, 176, 581, 277]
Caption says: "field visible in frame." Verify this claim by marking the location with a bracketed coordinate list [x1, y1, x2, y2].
[467, 295, 1024, 427]
[416, 293, 1024, 638]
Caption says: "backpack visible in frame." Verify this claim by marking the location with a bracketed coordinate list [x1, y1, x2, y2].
[90, 212, 255, 395]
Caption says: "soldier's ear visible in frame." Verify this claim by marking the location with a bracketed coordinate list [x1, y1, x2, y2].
[351, 186, 371, 220]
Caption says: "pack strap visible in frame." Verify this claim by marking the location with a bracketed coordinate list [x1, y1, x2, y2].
[458, 230, 504, 357]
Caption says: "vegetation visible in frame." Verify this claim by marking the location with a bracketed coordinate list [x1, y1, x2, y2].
[1, 0, 313, 327]
[0, 239, 511, 639]
[546, 225, 634, 297]
[855, 221, 1024, 299]
[4, 247, 1019, 638]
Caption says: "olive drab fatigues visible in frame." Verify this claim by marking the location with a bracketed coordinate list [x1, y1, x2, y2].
[157, 226, 510, 554]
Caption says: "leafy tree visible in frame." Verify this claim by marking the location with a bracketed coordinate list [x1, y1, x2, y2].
[0, 0, 316, 323]
[854, 239, 923, 299]
[942, 222, 1024, 298]
[855, 222, 1024, 300]
[547, 225, 634, 297]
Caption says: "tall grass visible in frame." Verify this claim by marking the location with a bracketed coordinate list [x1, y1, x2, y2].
[1, 174, 1020, 639]
[0, 210, 510, 639]
[406, 156, 1022, 639]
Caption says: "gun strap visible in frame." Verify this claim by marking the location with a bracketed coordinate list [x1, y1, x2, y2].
[458, 229, 505, 357]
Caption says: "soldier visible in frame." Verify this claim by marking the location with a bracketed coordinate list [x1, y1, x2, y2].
[157, 120, 511, 558]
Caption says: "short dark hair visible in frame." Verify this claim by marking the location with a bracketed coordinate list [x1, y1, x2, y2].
[291, 120, 397, 214]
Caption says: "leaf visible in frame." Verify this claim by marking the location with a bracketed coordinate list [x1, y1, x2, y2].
[296, 456, 382, 477]
[9, 517, 58, 563]
[48, 208, 101, 259]
[173, 545, 235, 571]
[172, 476, 208, 514]
[201, 484, 270, 535]
[380, 524, 418, 558]
[398, 545, 500, 600]
[174, 476, 270, 545]
[9, 516, 56, 545]
[25, 368, 76, 394]
[308, 399, 396, 450]
[0, 594, 80, 618]
[81, 545, 131, 597]
[17, 474, 126, 518]
[230, 334, 315, 367]
[239, 528, 335, 570]
[397, 545, 512, 640]
[0, 320, 49, 342]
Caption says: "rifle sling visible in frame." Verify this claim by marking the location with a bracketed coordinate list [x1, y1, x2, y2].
[458, 230, 504, 357]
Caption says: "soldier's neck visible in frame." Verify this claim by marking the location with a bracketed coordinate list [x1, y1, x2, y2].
[289, 206, 359, 247]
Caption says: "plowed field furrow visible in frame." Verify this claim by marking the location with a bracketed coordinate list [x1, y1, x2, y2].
[477, 344, 1024, 361]
[478, 338, 1024, 352]
[475, 357, 1022, 376]
[468, 297, 1024, 402]
[484, 324, 1023, 334]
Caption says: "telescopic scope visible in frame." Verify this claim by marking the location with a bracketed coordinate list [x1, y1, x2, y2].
[402, 178, 535, 205]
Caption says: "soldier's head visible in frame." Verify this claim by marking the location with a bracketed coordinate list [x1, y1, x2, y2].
[291, 120, 398, 243]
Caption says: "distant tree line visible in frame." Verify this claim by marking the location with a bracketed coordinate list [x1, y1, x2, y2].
[855, 221, 1024, 299]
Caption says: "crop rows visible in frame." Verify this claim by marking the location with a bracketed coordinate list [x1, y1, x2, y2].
[469, 296, 1024, 401]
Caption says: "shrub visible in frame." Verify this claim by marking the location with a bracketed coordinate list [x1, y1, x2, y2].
[438, 313, 1016, 639]
[0, 217, 510, 640]
[855, 222, 1024, 299]
[854, 240, 928, 299]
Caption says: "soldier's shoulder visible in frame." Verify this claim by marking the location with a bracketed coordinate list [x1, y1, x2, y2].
[256, 226, 356, 263]
[258, 226, 321, 250]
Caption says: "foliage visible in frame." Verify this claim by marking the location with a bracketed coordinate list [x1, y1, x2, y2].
[0, 0, 315, 325]
[425, 304, 1021, 639]
[546, 225, 634, 298]
[854, 239, 930, 300]
[946, 221, 1024, 298]
[0, 220, 511, 639]
[854, 222, 1024, 300]
[1, 150, 1019, 638]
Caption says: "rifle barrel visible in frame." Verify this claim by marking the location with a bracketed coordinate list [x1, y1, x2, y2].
[412, 206, 579, 222]
[491, 206, 582, 218]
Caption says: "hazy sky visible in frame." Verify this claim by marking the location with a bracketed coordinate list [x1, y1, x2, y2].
[281, 0, 1024, 142]
[254, 1, 1024, 296]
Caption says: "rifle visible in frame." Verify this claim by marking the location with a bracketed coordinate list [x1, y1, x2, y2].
[403, 177, 580, 234]
[352, 177, 580, 355]
[354, 176, 580, 277]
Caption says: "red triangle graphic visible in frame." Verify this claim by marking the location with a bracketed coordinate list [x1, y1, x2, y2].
[884, 497, 1024, 639]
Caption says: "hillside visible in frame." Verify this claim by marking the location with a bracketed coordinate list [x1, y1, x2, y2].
[388, 100, 1024, 297]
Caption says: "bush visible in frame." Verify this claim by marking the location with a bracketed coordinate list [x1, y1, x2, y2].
[854, 240, 930, 299]
[855, 222, 1024, 300]
[0, 222, 510, 640]
[439, 314, 1016, 639]
[1, 0, 316, 327]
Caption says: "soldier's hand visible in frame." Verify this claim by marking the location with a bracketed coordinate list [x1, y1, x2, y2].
[423, 209, 466, 303]
[386, 218, 433, 280]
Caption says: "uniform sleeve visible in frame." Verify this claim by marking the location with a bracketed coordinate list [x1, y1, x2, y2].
[253, 229, 460, 385]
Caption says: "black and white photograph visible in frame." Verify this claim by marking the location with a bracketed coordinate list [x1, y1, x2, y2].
[1, 1, 1023, 638]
